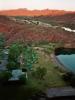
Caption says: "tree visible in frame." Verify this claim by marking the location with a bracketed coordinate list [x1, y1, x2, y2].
[8, 42, 23, 61]
[7, 42, 23, 70]
[0, 33, 5, 49]
[0, 33, 5, 60]
[23, 45, 38, 70]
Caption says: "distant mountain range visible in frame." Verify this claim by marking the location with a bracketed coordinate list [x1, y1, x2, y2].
[0, 9, 74, 16]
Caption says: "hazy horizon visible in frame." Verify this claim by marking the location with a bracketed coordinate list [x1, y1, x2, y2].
[0, 0, 75, 11]
[0, 8, 73, 11]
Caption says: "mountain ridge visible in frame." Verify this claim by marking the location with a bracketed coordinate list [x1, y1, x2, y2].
[0, 9, 74, 16]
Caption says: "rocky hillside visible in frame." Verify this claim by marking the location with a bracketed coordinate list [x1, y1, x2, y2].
[0, 15, 75, 45]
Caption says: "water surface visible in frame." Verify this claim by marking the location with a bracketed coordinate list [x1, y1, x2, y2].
[56, 54, 75, 74]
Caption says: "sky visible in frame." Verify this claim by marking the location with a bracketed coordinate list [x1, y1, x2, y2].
[0, 0, 75, 11]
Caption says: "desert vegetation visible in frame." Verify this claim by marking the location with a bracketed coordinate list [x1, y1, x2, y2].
[0, 15, 75, 47]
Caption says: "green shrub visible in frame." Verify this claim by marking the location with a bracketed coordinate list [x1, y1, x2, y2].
[32, 67, 47, 80]
[7, 61, 20, 70]
[0, 71, 12, 81]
